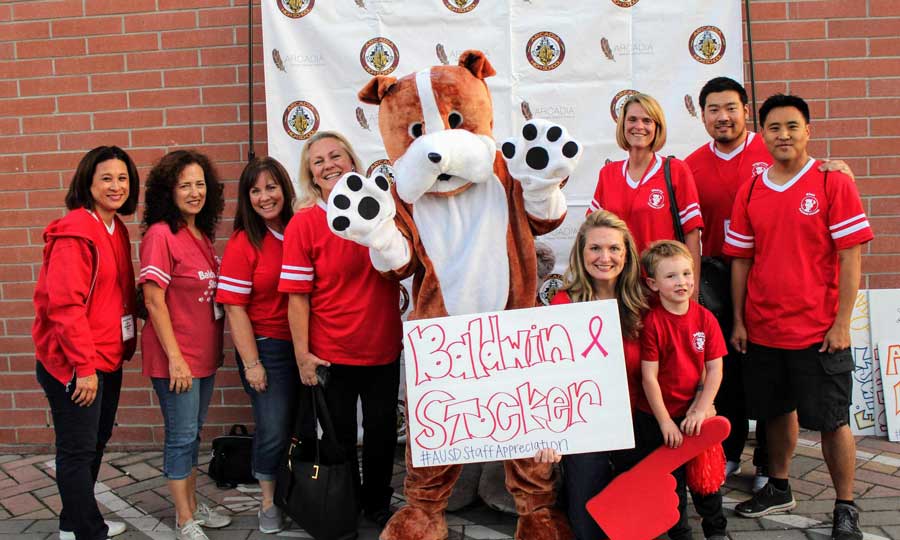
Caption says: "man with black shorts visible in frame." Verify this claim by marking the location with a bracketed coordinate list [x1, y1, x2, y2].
[724, 94, 873, 540]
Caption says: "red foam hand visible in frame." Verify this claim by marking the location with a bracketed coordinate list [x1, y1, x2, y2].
[586, 416, 731, 540]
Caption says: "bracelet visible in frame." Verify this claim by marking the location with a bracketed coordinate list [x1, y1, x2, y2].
[695, 383, 704, 392]
[243, 360, 261, 370]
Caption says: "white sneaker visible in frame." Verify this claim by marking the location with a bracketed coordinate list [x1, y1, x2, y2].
[725, 460, 741, 477]
[176, 519, 209, 540]
[193, 502, 232, 529]
[752, 466, 769, 493]
[60, 520, 126, 540]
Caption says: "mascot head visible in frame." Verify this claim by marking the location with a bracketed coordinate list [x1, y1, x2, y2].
[359, 50, 499, 203]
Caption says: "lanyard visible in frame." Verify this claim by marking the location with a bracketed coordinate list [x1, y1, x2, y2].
[186, 228, 218, 272]
[91, 210, 132, 312]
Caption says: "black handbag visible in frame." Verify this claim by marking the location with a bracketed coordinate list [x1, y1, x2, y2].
[275, 385, 359, 540]
[662, 157, 730, 324]
[208, 424, 257, 489]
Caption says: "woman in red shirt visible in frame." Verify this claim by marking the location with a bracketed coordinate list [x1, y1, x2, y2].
[33, 146, 139, 540]
[215, 157, 296, 534]
[538, 210, 647, 540]
[589, 93, 703, 282]
[279, 131, 403, 532]
[139, 150, 229, 540]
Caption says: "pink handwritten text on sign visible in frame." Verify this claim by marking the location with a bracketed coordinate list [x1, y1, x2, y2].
[404, 300, 635, 467]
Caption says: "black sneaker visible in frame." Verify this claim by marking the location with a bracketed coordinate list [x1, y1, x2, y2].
[734, 482, 796, 517]
[832, 503, 862, 540]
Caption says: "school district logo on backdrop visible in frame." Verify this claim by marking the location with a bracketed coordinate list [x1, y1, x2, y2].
[277, 0, 313, 18]
[282, 101, 320, 140]
[443, 0, 478, 13]
[689, 26, 726, 64]
[610, 89, 638, 122]
[360, 37, 399, 76]
[610, 0, 640, 6]
[527, 32, 565, 71]
[367, 159, 396, 185]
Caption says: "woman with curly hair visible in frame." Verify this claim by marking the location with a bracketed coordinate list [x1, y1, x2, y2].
[534, 210, 647, 540]
[215, 158, 297, 533]
[33, 146, 140, 540]
[139, 149, 230, 540]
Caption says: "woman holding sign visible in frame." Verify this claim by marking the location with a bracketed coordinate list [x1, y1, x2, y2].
[279, 131, 402, 531]
[537, 209, 648, 540]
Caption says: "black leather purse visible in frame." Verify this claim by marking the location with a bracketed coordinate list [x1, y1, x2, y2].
[208, 424, 257, 488]
[275, 385, 359, 540]
[662, 157, 731, 326]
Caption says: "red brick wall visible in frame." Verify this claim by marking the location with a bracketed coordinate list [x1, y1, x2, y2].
[1, 1, 898, 449]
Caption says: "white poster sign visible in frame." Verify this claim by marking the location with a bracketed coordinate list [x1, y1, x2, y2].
[402, 300, 634, 467]
[868, 288, 900, 442]
[849, 290, 888, 436]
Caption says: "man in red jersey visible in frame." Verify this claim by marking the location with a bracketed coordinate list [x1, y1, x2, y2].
[686, 78, 855, 492]
[724, 94, 872, 540]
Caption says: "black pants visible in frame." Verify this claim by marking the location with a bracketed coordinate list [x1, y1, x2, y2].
[716, 344, 768, 465]
[36, 362, 122, 540]
[561, 451, 612, 540]
[303, 360, 400, 514]
[612, 410, 727, 540]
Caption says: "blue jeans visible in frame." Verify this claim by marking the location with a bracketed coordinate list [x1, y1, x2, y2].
[561, 451, 612, 540]
[237, 337, 299, 481]
[151, 374, 216, 480]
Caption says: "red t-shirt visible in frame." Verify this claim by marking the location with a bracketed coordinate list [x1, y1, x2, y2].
[637, 300, 726, 418]
[550, 291, 643, 408]
[685, 132, 772, 257]
[278, 202, 402, 365]
[588, 154, 704, 254]
[216, 228, 291, 341]
[723, 159, 874, 349]
[139, 223, 224, 378]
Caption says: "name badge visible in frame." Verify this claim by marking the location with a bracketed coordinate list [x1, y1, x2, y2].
[121, 314, 135, 341]
[214, 302, 225, 321]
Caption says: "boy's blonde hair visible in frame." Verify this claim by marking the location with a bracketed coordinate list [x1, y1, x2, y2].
[641, 239, 692, 278]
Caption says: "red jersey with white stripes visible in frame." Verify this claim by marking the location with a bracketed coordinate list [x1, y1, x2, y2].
[216, 228, 291, 341]
[278, 202, 402, 366]
[588, 154, 704, 254]
[723, 159, 873, 349]
[685, 132, 772, 257]
[139, 222, 224, 378]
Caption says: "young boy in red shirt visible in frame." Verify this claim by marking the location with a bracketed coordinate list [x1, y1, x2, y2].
[637, 240, 729, 540]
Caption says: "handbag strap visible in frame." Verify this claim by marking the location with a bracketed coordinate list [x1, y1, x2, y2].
[663, 156, 685, 243]
[288, 385, 343, 462]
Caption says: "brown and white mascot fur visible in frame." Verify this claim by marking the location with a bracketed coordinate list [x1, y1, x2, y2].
[327, 50, 580, 540]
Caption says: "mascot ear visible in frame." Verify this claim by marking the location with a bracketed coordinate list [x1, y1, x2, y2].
[458, 50, 496, 80]
[359, 75, 398, 105]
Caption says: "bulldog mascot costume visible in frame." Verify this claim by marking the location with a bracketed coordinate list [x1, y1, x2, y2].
[327, 50, 581, 540]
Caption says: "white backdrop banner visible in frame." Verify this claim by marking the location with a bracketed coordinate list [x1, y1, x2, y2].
[261, 0, 744, 263]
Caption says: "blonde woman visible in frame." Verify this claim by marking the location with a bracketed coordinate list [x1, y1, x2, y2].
[279, 132, 403, 531]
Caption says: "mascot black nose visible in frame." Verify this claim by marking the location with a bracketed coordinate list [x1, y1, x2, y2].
[427, 152, 442, 163]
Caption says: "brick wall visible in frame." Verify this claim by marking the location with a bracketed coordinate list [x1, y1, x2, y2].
[1, 1, 898, 449]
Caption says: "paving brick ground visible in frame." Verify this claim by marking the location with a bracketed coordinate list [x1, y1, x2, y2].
[1, 433, 898, 540]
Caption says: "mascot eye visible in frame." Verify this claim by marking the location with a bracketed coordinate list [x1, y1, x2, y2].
[408, 122, 424, 139]
[448, 111, 463, 129]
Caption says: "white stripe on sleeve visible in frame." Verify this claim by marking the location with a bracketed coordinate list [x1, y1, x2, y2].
[217, 282, 252, 295]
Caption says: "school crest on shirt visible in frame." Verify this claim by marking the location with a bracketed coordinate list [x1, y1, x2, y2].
[692, 331, 706, 352]
[751, 161, 768, 177]
[799, 192, 820, 216]
[648, 188, 665, 209]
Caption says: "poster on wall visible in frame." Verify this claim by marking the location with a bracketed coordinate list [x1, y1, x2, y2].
[402, 299, 634, 466]
[868, 288, 900, 442]
[260, 0, 744, 267]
